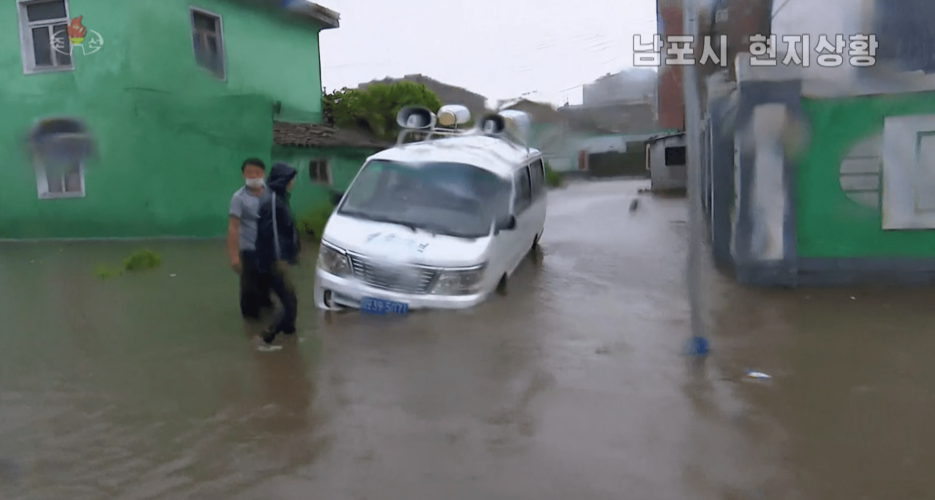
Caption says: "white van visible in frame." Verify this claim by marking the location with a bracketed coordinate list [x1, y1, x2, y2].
[313, 105, 548, 312]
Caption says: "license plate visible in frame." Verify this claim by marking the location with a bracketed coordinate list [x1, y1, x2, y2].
[360, 297, 408, 315]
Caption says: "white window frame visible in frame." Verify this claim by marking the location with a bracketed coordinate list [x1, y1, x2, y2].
[882, 114, 935, 229]
[309, 159, 331, 185]
[17, 0, 74, 75]
[35, 159, 85, 199]
[189, 7, 226, 80]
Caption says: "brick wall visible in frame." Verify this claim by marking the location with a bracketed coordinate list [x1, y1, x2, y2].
[658, 1, 685, 131]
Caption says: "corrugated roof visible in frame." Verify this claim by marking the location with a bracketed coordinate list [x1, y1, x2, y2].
[273, 122, 388, 149]
[646, 131, 685, 143]
[230, 0, 340, 29]
[274, 0, 339, 28]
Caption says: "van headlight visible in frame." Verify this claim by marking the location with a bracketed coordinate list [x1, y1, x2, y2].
[317, 242, 352, 277]
[430, 264, 485, 295]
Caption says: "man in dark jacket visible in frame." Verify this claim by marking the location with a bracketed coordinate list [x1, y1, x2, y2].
[255, 163, 302, 345]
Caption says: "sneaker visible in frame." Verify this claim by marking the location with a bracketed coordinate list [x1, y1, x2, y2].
[260, 327, 278, 345]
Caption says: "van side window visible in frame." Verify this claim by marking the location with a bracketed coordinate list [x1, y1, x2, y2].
[514, 166, 532, 213]
[529, 158, 545, 199]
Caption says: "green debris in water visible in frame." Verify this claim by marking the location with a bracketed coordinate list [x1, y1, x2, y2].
[93, 248, 162, 278]
[94, 265, 123, 279]
[123, 249, 162, 271]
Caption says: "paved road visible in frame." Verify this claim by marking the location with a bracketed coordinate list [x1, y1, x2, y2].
[2, 179, 935, 499]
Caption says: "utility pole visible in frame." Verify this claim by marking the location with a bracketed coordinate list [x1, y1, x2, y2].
[682, 0, 707, 352]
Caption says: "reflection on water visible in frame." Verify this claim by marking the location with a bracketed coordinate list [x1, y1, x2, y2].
[2, 181, 935, 498]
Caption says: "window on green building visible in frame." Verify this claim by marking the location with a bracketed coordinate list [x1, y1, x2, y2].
[28, 117, 89, 199]
[17, 0, 73, 74]
[190, 8, 225, 79]
[309, 159, 331, 185]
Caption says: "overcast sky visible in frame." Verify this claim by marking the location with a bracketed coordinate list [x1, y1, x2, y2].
[316, 0, 657, 107]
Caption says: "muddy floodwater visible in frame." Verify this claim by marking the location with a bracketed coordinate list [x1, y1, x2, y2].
[2, 179, 935, 499]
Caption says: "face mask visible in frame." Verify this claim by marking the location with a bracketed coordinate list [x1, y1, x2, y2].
[245, 178, 264, 189]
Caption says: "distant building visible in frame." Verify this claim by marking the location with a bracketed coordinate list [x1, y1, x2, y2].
[559, 101, 658, 135]
[498, 98, 666, 178]
[358, 74, 487, 119]
[582, 70, 656, 106]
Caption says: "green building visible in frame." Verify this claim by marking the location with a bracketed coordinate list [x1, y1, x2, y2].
[1, 0, 380, 240]
[703, 54, 935, 286]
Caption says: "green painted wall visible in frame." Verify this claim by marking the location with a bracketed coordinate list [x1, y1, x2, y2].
[271, 146, 375, 217]
[797, 91, 935, 258]
[0, 0, 327, 239]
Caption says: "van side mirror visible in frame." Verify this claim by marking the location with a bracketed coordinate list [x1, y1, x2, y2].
[329, 190, 344, 206]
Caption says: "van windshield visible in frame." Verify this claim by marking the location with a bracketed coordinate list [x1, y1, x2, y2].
[338, 160, 511, 239]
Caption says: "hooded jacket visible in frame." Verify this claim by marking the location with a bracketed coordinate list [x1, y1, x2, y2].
[256, 163, 301, 272]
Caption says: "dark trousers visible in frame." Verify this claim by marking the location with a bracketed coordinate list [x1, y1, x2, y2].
[268, 265, 298, 335]
[240, 250, 273, 319]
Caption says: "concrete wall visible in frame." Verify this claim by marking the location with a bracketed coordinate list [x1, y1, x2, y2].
[704, 92, 736, 270]
[729, 80, 802, 286]
[540, 132, 660, 175]
[0, 0, 327, 239]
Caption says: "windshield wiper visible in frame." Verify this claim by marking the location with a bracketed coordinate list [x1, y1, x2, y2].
[409, 222, 483, 239]
[340, 209, 417, 232]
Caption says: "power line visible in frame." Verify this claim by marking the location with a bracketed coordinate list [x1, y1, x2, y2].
[771, 0, 794, 20]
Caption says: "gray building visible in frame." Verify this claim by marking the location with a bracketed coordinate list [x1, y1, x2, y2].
[582, 69, 656, 106]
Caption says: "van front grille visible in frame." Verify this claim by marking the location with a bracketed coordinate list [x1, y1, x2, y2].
[348, 255, 437, 294]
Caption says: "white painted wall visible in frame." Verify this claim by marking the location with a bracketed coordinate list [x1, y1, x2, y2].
[748, 104, 787, 260]
[881, 114, 935, 229]
[649, 135, 687, 190]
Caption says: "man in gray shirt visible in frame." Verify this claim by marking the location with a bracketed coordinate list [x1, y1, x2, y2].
[228, 158, 273, 319]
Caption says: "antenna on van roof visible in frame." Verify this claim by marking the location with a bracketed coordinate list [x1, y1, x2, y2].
[395, 105, 472, 145]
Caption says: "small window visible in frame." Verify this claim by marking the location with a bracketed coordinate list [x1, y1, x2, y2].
[29, 117, 91, 199]
[17, 0, 73, 74]
[190, 8, 224, 79]
[514, 166, 532, 212]
[37, 160, 84, 198]
[529, 158, 545, 198]
[664, 146, 686, 166]
[309, 159, 331, 184]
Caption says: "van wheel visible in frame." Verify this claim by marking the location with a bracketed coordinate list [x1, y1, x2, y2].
[532, 233, 541, 249]
[496, 274, 508, 295]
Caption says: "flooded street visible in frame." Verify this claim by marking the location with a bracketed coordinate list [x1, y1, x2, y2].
[3, 178, 935, 499]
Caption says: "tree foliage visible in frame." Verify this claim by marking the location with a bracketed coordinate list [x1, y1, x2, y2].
[322, 82, 443, 140]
